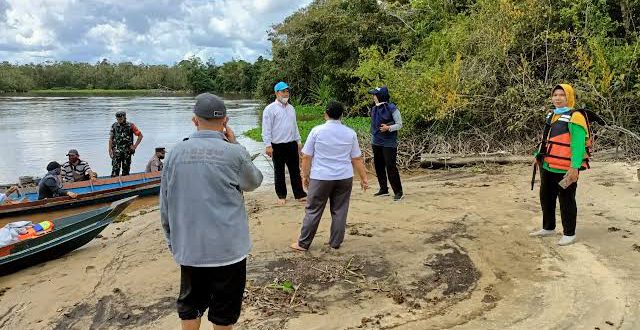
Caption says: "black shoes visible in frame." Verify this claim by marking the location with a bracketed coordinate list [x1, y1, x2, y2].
[373, 190, 404, 201]
[373, 190, 390, 197]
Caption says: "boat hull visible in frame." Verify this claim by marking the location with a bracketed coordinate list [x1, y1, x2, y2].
[0, 172, 159, 218]
[0, 196, 136, 275]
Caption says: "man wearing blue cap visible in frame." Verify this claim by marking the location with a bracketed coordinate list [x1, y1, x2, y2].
[261, 81, 307, 205]
[368, 86, 404, 201]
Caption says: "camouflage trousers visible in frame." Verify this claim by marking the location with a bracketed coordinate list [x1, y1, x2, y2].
[111, 151, 132, 177]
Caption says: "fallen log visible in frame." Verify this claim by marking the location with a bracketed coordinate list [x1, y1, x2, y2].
[420, 152, 531, 168]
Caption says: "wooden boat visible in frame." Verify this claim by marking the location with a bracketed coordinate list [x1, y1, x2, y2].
[0, 171, 160, 218]
[0, 196, 137, 275]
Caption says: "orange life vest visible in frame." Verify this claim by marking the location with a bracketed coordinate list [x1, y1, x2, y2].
[17, 221, 54, 241]
[542, 110, 592, 171]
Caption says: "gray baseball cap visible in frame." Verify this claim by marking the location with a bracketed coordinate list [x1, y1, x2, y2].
[193, 93, 226, 119]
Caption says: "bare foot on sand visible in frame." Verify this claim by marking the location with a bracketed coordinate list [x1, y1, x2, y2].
[277, 199, 286, 205]
[289, 242, 307, 252]
[296, 197, 307, 203]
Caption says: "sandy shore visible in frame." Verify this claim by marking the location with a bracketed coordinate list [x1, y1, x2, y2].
[0, 161, 639, 329]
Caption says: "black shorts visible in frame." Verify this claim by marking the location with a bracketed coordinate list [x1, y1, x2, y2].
[177, 259, 246, 326]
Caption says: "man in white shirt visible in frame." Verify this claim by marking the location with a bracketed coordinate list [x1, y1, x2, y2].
[290, 101, 369, 251]
[0, 186, 19, 204]
[261, 81, 307, 205]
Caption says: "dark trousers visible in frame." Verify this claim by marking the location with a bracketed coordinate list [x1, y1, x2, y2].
[539, 168, 578, 236]
[372, 145, 403, 194]
[298, 178, 353, 249]
[272, 141, 307, 199]
[111, 151, 132, 177]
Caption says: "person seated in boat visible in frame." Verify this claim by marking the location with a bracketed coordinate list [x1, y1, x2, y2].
[145, 147, 165, 173]
[61, 149, 97, 182]
[38, 162, 79, 200]
[0, 186, 19, 205]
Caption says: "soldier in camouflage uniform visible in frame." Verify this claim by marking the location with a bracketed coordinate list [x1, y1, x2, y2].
[109, 111, 143, 177]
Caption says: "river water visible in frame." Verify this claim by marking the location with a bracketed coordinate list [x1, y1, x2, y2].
[0, 96, 273, 184]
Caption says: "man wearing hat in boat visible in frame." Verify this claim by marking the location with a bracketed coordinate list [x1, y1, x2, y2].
[146, 147, 165, 173]
[38, 162, 79, 200]
[109, 110, 143, 177]
[61, 149, 97, 182]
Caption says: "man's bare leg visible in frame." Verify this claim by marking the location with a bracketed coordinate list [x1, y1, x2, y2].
[182, 318, 201, 330]
[213, 324, 232, 330]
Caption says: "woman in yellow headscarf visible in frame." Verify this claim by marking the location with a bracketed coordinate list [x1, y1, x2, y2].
[530, 84, 590, 246]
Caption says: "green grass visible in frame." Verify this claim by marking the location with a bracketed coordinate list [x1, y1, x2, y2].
[244, 104, 369, 143]
[26, 89, 190, 96]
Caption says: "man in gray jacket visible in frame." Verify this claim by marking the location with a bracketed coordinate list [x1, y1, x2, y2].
[160, 93, 263, 330]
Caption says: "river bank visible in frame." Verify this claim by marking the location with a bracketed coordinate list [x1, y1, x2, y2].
[0, 161, 638, 329]
[24, 89, 190, 96]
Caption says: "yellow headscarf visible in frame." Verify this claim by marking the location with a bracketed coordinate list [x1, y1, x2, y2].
[551, 84, 587, 133]
[552, 84, 576, 108]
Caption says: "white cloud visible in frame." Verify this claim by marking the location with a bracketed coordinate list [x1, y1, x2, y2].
[0, 0, 312, 64]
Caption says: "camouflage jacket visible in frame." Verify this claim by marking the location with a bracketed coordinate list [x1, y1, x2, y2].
[110, 121, 140, 153]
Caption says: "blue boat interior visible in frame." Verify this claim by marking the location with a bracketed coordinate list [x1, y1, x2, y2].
[15, 174, 158, 202]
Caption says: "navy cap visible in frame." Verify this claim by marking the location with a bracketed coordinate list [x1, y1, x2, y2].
[368, 86, 390, 102]
[193, 93, 227, 119]
[367, 86, 388, 95]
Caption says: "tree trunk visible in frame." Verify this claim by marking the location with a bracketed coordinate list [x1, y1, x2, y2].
[420, 152, 531, 168]
[620, 0, 633, 38]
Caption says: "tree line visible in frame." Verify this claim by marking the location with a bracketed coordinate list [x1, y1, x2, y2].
[0, 56, 272, 96]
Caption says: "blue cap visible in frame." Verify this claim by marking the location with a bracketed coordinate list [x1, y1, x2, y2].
[274, 81, 289, 92]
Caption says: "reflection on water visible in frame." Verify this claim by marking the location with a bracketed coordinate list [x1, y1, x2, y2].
[0, 96, 273, 184]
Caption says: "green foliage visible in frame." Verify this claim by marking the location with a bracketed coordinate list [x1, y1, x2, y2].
[0, 62, 34, 92]
[0, 56, 271, 95]
[268, 280, 295, 294]
[349, 0, 640, 152]
[254, 0, 408, 103]
[310, 76, 336, 106]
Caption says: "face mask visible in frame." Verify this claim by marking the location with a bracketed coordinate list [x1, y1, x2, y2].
[553, 107, 571, 115]
[159, 155, 165, 160]
[279, 97, 289, 104]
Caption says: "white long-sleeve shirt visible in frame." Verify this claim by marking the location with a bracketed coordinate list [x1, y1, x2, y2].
[261, 101, 301, 147]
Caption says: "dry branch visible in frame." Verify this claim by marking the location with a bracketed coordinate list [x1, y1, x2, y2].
[420, 152, 531, 168]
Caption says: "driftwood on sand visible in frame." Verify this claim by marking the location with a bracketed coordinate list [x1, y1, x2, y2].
[420, 152, 531, 168]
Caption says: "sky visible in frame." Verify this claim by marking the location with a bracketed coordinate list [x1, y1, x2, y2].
[0, 0, 311, 65]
